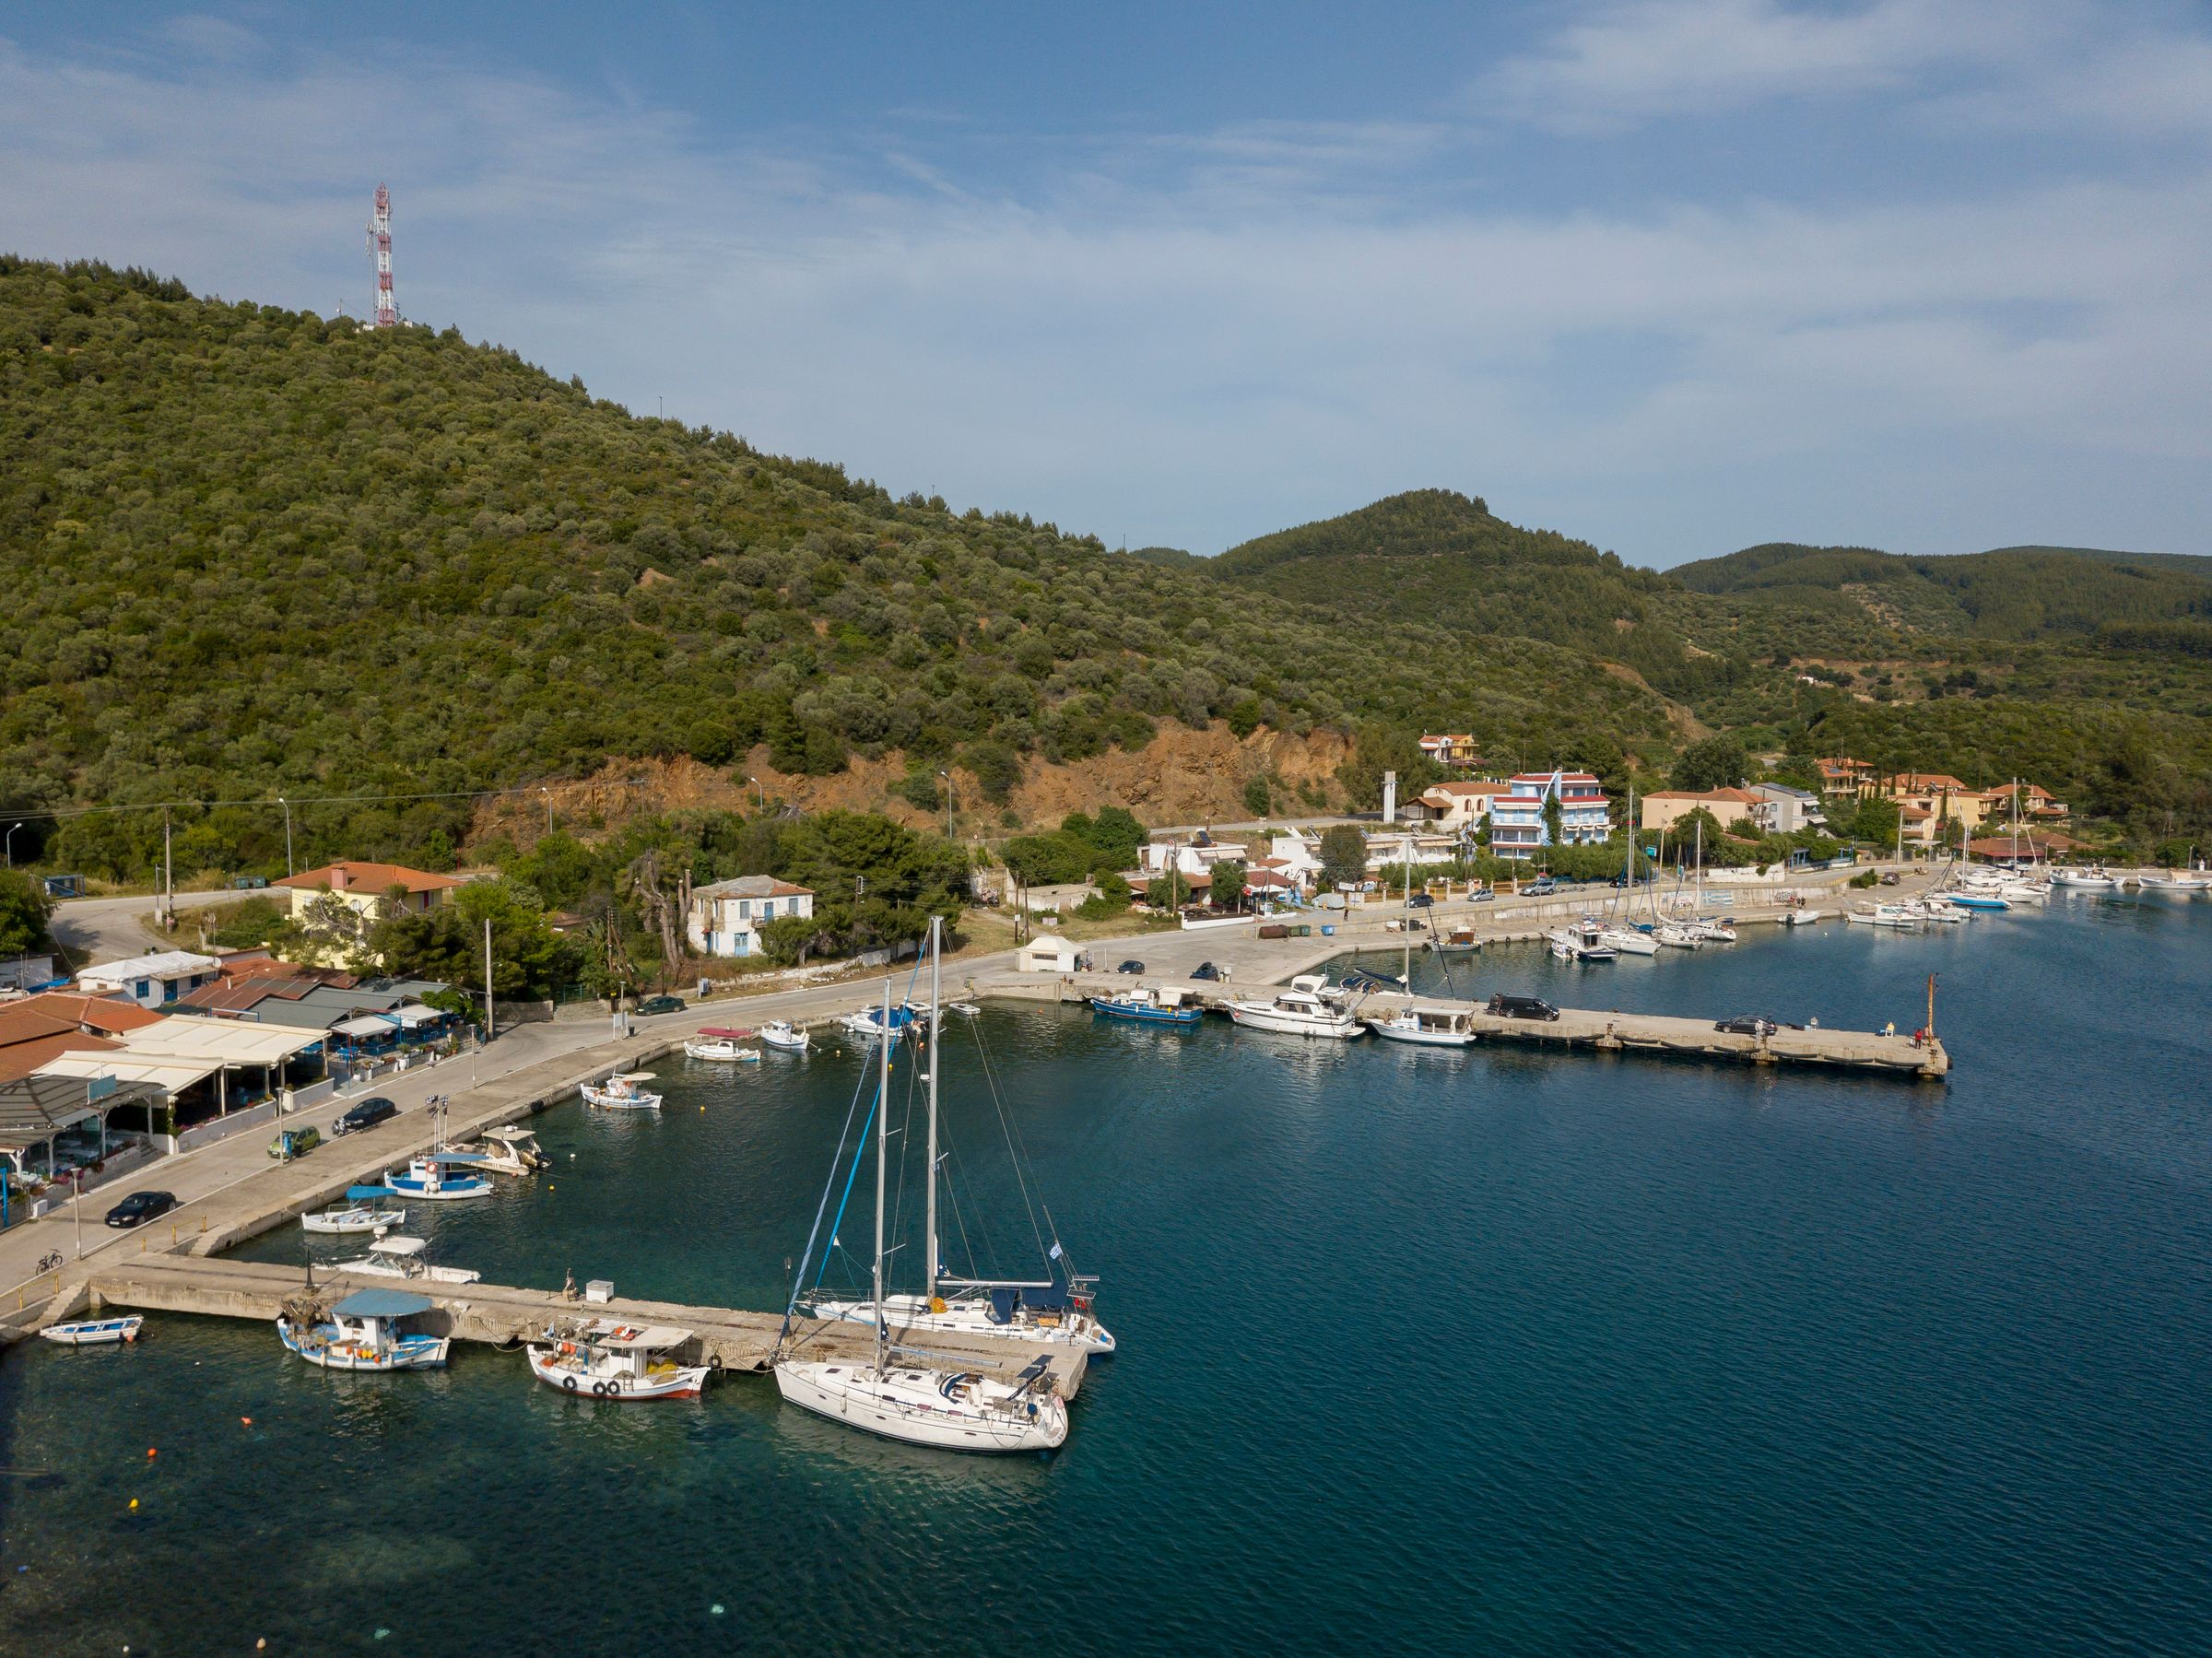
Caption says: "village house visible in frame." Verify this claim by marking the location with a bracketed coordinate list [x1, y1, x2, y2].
[1489, 770, 1611, 861]
[1748, 783, 1828, 835]
[685, 876, 816, 958]
[1815, 757, 1877, 800]
[1639, 788, 1760, 835]
[1401, 779, 1512, 831]
[1875, 773, 1990, 834]
[0, 992, 167, 1085]
[76, 949, 224, 1009]
[1015, 934, 1088, 973]
[274, 860, 466, 922]
[1983, 781, 2069, 822]
[1136, 834, 1247, 881]
[1417, 734, 1487, 770]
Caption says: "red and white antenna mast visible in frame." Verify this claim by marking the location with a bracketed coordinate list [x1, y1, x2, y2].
[366, 183, 396, 328]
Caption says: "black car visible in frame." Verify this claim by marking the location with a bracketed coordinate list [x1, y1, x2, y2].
[105, 1190, 177, 1229]
[1190, 961, 1222, 981]
[333, 1096, 398, 1136]
[1715, 1016, 1780, 1037]
[1115, 959, 1145, 974]
[636, 994, 686, 1015]
[1407, 893, 1434, 909]
[1488, 994, 1559, 1021]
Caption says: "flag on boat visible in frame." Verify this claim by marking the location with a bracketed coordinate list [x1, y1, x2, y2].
[1049, 1242, 1062, 1261]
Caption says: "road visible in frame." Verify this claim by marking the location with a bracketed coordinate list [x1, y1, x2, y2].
[47, 889, 233, 965]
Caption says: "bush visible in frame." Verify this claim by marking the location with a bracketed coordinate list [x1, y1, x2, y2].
[1242, 777, 1272, 817]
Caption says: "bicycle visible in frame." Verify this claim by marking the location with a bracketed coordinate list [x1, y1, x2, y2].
[36, 1251, 64, 1274]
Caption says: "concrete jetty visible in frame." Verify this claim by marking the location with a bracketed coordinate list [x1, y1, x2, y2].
[45, 1253, 1088, 1394]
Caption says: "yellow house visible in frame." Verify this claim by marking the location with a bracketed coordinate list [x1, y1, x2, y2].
[273, 861, 466, 923]
[1640, 789, 1760, 833]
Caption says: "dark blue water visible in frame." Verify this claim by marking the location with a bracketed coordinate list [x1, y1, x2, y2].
[5, 896, 2209, 1656]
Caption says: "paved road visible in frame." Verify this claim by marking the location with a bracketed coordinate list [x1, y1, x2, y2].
[47, 889, 232, 965]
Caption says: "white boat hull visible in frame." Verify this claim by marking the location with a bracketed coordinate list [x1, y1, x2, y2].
[41, 1316, 143, 1346]
[759, 1023, 810, 1052]
[302, 1205, 410, 1234]
[339, 1258, 482, 1285]
[1598, 928, 1658, 956]
[526, 1345, 711, 1400]
[774, 1358, 1067, 1452]
[683, 1040, 760, 1061]
[1226, 1005, 1363, 1038]
[809, 1293, 1116, 1354]
[581, 1084, 662, 1110]
[1365, 1019, 1477, 1048]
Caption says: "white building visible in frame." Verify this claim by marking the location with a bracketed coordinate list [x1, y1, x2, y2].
[1489, 770, 1612, 862]
[1016, 934, 1087, 973]
[1137, 837, 1247, 880]
[685, 876, 816, 958]
[1402, 780, 1511, 831]
[1364, 832, 1459, 871]
[1748, 783, 1827, 835]
[76, 949, 223, 1009]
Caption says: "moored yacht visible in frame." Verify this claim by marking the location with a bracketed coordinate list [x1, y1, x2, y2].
[1089, 983, 1205, 1026]
[1364, 1005, 1477, 1047]
[1225, 980, 1364, 1038]
[332, 1233, 481, 1285]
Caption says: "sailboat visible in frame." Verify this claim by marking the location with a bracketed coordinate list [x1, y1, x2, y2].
[773, 947, 1076, 1453]
[807, 921, 1113, 1356]
[1597, 789, 1658, 954]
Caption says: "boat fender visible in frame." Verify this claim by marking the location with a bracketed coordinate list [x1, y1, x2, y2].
[593, 1381, 610, 1396]
[562, 1375, 578, 1393]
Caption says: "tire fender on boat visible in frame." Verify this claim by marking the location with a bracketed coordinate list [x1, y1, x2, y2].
[562, 1375, 578, 1393]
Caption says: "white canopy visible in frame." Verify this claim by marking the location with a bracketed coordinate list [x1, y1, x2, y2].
[390, 1005, 444, 1028]
[331, 1015, 394, 1040]
[124, 1019, 324, 1065]
[32, 1052, 221, 1091]
[368, 1236, 428, 1256]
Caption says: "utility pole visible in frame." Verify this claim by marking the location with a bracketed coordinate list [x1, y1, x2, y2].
[162, 809, 174, 931]
[938, 769, 952, 841]
[542, 788, 553, 835]
[483, 915, 497, 1042]
[279, 795, 294, 876]
[5, 821, 19, 868]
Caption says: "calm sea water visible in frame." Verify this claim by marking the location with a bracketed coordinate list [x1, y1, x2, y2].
[5, 896, 2209, 1656]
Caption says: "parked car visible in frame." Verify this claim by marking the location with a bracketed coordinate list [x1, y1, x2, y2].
[1115, 959, 1145, 974]
[269, 1126, 322, 1160]
[1526, 878, 1557, 896]
[1190, 961, 1222, 981]
[636, 994, 686, 1016]
[1471, 886, 1496, 903]
[1488, 994, 1559, 1021]
[1407, 892, 1435, 909]
[105, 1190, 177, 1229]
[1714, 1016, 1780, 1037]
[333, 1096, 398, 1136]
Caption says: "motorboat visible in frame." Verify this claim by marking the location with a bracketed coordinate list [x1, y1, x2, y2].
[759, 1019, 810, 1052]
[683, 1034, 761, 1062]
[302, 1188, 412, 1233]
[1547, 924, 1617, 962]
[41, 1315, 143, 1346]
[1944, 891, 2009, 911]
[2136, 872, 2211, 894]
[382, 1151, 495, 1201]
[1597, 924, 1658, 956]
[1428, 924, 1481, 956]
[467, 1124, 547, 1176]
[1089, 984, 1205, 1026]
[1364, 1005, 1477, 1047]
[1224, 982, 1364, 1038]
[2050, 866, 2116, 888]
[1908, 900, 1967, 925]
[332, 1233, 481, 1285]
[775, 1353, 1069, 1452]
[581, 1072, 662, 1111]
[1783, 908, 1824, 927]
[276, 1288, 449, 1371]
[1846, 903, 1923, 928]
[526, 1319, 712, 1400]
[838, 1002, 916, 1041]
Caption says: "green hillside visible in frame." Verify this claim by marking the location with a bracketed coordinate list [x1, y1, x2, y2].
[0, 257, 1668, 877]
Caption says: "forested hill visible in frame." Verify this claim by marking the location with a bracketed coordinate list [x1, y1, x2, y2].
[0, 257, 1669, 875]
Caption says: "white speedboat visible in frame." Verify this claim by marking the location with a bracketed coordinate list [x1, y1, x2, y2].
[332, 1234, 481, 1285]
[1685, 917, 1736, 943]
[302, 1190, 412, 1233]
[467, 1124, 547, 1176]
[774, 1354, 1067, 1452]
[382, 1152, 494, 1201]
[760, 1019, 810, 1052]
[1364, 1005, 1477, 1047]
[1597, 925, 1658, 956]
[1846, 903, 1923, 928]
[581, 1072, 662, 1111]
[1547, 925, 1617, 962]
[276, 1289, 449, 1371]
[1909, 900, 1967, 925]
[1783, 908, 1824, 926]
[683, 1035, 760, 1062]
[1225, 982, 1364, 1038]
[41, 1315, 144, 1346]
[2136, 873, 2211, 894]
[838, 1002, 916, 1041]
[526, 1320, 712, 1400]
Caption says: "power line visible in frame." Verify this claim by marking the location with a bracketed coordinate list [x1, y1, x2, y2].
[7, 778, 646, 826]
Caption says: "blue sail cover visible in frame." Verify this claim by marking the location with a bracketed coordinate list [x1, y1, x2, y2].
[346, 1184, 398, 1200]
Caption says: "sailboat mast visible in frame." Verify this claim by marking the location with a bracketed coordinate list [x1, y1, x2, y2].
[1402, 832, 1412, 986]
[873, 973, 890, 1370]
[925, 914, 941, 1298]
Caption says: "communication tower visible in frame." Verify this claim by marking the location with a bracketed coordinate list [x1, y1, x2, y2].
[366, 183, 397, 328]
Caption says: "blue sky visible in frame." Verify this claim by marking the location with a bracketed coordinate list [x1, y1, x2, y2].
[3, 1, 2208, 564]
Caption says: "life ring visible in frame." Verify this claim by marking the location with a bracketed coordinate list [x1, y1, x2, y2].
[562, 1375, 578, 1393]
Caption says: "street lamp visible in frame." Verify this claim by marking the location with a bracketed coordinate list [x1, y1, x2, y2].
[937, 770, 952, 841]
[4, 821, 19, 868]
[747, 776, 763, 811]
[541, 787, 553, 835]
[278, 795, 294, 876]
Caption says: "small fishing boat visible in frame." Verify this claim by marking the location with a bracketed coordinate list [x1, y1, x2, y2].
[526, 1319, 712, 1400]
[276, 1288, 449, 1371]
[1364, 1005, 1477, 1047]
[759, 1019, 810, 1052]
[41, 1315, 144, 1346]
[682, 1035, 761, 1062]
[2050, 866, 2116, 888]
[2135, 873, 2211, 894]
[1089, 984, 1205, 1026]
[1944, 891, 2009, 911]
[332, 1233, 481, 1285]
[382, 1151, 495, 1201]
[1427, 924, 1481, 956]
[302, 1188, 412, 1233]
[838, 1002, 917, 1041]
[581, 1072, 663, 1111]
[466, 1124, 547, 1176]
[1783, 909, 1823, 927]
[1225, 978, 1364, 1038]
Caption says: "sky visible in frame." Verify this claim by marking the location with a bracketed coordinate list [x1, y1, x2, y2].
[2, 0, 2208, 566]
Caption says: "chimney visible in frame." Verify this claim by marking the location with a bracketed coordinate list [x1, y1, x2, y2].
[330, 863, 349, 890]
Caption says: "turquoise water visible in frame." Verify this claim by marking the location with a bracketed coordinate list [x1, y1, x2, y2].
[5, 896, 2210, 1655]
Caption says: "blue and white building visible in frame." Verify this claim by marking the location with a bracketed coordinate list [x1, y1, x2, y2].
[686, 876, 815, 958]
[1488, 770, 1612, 862]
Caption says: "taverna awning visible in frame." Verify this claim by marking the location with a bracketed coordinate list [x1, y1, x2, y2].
[114, 1020, 324, 1066]
[331, 1016, 395, 1040]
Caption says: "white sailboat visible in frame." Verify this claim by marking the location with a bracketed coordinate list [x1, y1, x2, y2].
[774, 957, 1072, 1452]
